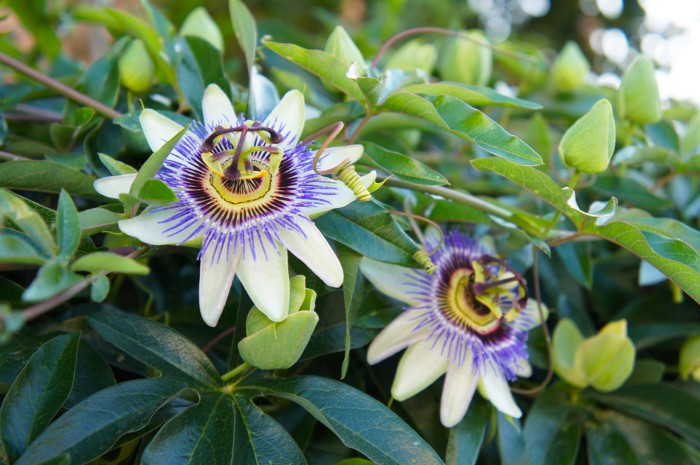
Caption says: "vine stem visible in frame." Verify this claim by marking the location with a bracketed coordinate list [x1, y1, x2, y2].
[0, 51, 122, 119]
[379, 176, 513, 220]
[203, 326, 237, 353]
[221, 362, 251, 382]
[0, 150, 30, 161]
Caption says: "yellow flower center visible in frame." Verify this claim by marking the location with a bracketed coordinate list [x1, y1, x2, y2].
[443, 268, 500, 334]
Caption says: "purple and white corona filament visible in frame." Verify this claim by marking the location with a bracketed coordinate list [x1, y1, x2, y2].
[95, 84, 375, 326]
[360, 231, 545, 427]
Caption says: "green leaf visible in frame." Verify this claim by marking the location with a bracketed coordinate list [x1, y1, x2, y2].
[6, 0, 60, 58]
[22, 262, 84, 302]
[72, 252, 149, 275]
[0, 161, 101, 199]
[264, 40, 368, 109]
[0, 190, 55, 254]
[399, 83, 542, 109]
[381, 92, 542, 165]
[556, 242, 592, 289]
[497, 413, 525, 465]
[315, 201, 420, 266]
[0, 333, 79, 463]
[629, 323, 700, 350]
[523, 389, 582, 465]
[176, 36, 231, 121]
[446, 397, 490, 465]
[88, 311, 221, 389]
[66, 341, 116, 408]
[78, 208, 121, 236]
[56, 190, 80, 260]
[90, 274, 110, 302]
[626, 217, 700, 251]
[130, 126, 188, 197]
[337, 246, 363, 379]
[15, 378, 186, 465]
[585, 419, 640, 465]
[640, 230, 700, 273]
[361, 142, 448, 185]
[232, 397, 307, 465]
[229, 0, 257, 73]
[137, 179, 178, 205]
[0, 234, 45, 265]
[98, 153, 137, 175]
[591, 383, 700, 445]
[141, 392, 235, 465]
[238, 376, 444, 465]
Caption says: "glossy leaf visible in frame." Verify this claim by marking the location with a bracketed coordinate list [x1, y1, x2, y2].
[229, 0, 257, 73]
[381, 92, 542, 165]
[315, 201, 420, 266]
[66, 341, 116, 408]
[72, 252, 149, 275]
[361, 142, 448, 185]
[446, 397, 490, 465]
[337, 245, 363, 379]
[141, 392, 235, 465]
[88, 312, 221, 389]
[523, 389, 582, 465]
[0, 333, 79, 463]
[399, 82, 542, 109]
[0, 161, 101, 199]
[238, 375, 444, 465]
[56, 190, 81, 259]
[16, 378, 186, 465]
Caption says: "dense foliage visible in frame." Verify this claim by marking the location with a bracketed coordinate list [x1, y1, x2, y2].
[1, 0, 699, 464]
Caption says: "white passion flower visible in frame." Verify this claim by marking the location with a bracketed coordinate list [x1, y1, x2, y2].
[360, 231, 544, 428]
[95, 84, 375, 326]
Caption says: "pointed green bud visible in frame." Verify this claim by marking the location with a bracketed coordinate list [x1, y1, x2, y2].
[552, 319, 588, 388]
[325, 26, 367, 76]
[551, 41, 590, 93]
[180, 7, 224, 52]
[238, 276, 319, 370]
[118, 39, 155, 94]
[559, 99, 616, 174]
[617, 56, 661, 125]
[439, 30, 492, 86]
[385, 39, 438, 74]
[574, 320, 635, 392]
[680, 335, 700, 382]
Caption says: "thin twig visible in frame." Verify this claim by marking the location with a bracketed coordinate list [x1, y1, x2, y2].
[0, 150, 30, 161]
[346, 113, 372, 144]
[0, 52, 122, 119]
[203, 326, 237, 353]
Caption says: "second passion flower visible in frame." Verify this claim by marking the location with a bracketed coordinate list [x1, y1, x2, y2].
[95, 84, 375, 326]
[360, 231, 545, 427]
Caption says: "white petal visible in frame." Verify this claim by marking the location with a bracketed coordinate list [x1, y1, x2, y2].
[199, 245, 240, 327]
[316, 145, 364, 172]
[367, 310, 431, 365]
[139, 109, 184, 152]
[391, 340, 449, 401]
[94, 174, 136, 199]
[263, 90, 304, 148]
[236, 241, 290, 322]
[480, 366, 522, 418]
[440, 358, 479, 428]
[302, 172, 377, 218]
[277, 221, 343, 288]
[250, 68, 280, 119]
[513, 358, 532, 378]
[512, 299, 549, 332]
[359, 257, 418, 306]
[202, 84, 236, 127]
[118, 208, 201, 245]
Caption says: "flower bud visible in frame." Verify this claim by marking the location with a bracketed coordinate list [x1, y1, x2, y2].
[238, 276, 318, 369]
[552, 319, 588, 388]
[118, 39, 155, 94]
[385, 39, 438, 74]
[325, 26, 367, 77]
[617, 56, 661, 125]
[439, 30, 492, 86]
[551, 41, 590, 93]
[559, 99, 616, 174]
[180, 7, 224, 53]
[680, 336, 700, 382]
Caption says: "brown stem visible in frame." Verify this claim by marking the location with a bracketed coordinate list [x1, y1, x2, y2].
[203, 326, 237, 353]
[19, 278, 95, 323]
[0, 150, 30, 161]
[346, 113, 372, 144]
[0, 52, 122, 119]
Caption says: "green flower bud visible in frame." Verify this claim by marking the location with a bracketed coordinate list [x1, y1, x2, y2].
[238, 276, 318, 370]
[118, 39, 155, 94]
[551, 41, 590, 93]
[559, 99, 616, 174]
[552, 319, 588, 388]
[385, 39, 438, 74]
[680, 335, 700, 382]
[439, 30, 492, 86]
[180, 7, 224, 53]
[325, 26, 367, 76]
[617, 56, 661, 125]
[575, 320, 635, 392]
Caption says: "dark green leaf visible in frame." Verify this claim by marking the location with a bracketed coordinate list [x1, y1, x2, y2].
[238, 375, 444, 465]
[629, 323, 700, 350]
[56, 190, 80, 259]
[176, 36, 230, 121]
[399, 83, 542, 109]
[556, 242, 592, 289]
[16, 378, 186, 465]
[141, 392, 235, 465]
[315, 201, 420, 266]
[381, 93, 542, 165]
[523, 389, 582, 465]
[585, 419, 640, 465]
[361, 142, 448, 185]
[497, 413, 525, 465]
[130, 126, 188, 196]
[0, 161, 101, 199]
[88, 311, 221, 388]
[0, 333, 79, 463]
[232, 397, 307, 465]
[229, 0, 257, 73]
[594, 175, 672, 211]
[446, 397, 490, 465]
[337, 245, 364, 379]
[22, 262, 84, 302]
[66, 341, 116, 407]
